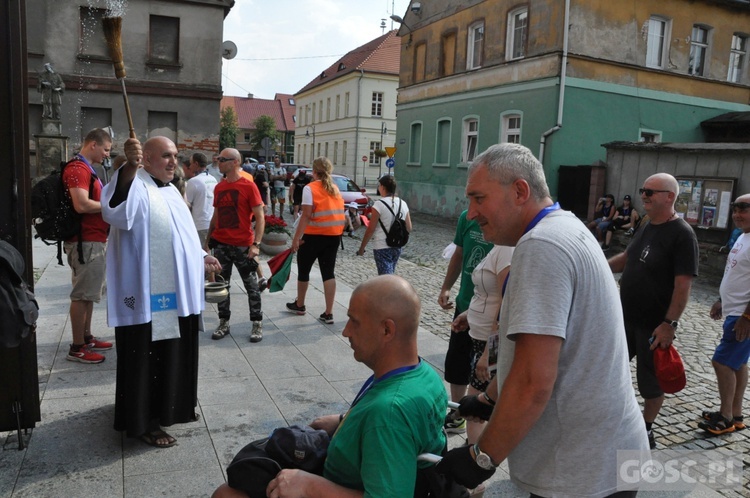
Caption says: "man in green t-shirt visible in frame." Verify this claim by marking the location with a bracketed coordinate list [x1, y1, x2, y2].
[438, 210, 493, 432]
[214, 275, 447, 498]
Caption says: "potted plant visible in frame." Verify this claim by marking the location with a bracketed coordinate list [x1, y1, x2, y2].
[260, 215, 291, 255]
[373, 149, 388, 158]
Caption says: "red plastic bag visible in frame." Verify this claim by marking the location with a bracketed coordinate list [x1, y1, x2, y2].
[653, 345, 686, 394]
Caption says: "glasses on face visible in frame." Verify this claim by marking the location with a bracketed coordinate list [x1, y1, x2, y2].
[731, 202, 750, 212]
[216, 157, 235, 163]
[639, 188, 671, 197]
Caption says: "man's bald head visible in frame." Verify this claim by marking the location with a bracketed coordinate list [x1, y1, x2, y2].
[142, 136, 179, 183]
[645, 173, 679, 195]
[353, 275, 421, 340]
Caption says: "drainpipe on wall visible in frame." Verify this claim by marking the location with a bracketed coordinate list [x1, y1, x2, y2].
[353, 69, 364, 185]
[539, 0, 570, 164]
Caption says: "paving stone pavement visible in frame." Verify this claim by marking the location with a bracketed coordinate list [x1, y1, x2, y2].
[337, 211, 748, 497]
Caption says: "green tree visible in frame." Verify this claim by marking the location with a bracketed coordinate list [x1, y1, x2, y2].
[251, 115, 278, 153]
[219, 106, 239, 149]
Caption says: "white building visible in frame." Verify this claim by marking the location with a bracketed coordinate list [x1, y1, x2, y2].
[294, 30, 400, 188]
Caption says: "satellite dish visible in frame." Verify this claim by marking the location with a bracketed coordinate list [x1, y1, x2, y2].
[222, 40, 238, 60]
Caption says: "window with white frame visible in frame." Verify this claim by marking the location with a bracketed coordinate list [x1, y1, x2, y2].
[409, 122, 422, 163]
[318, 100, 323, 122]
[342, 140, 348, 165]
[728, 34, 747, 83]
[333, 141, 338, 165]
[689, 25, 710, 76]
[467, 22, 484, 69]
[326, 98, 331, 121]
[462, 118, 479, 163]
[436, 119, 451, 164]
[639, 129, 662, 143]
[345, 93, 350, 117]
[646, 16, 670, 69]
[507, 8, 528, 60]
[369, 141, 382, 165]
[312, 103, 316, 124]
[502, 114, 521, 143]
[336, 95, 341, 118]
[371, 92, 383, 117]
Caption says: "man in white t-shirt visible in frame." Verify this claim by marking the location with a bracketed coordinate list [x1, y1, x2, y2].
[184, 152, 218, 248]
[206, 153, 223, 183]
[702, 193, 750, 435]
[268, 156, 287, 218]
[436, 143, 648, 498]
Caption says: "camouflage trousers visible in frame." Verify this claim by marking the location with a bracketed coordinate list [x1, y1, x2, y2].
[212, 243, 262, 322]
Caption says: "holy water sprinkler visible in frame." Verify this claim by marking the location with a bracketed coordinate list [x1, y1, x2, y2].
[102, 16, 136, 139]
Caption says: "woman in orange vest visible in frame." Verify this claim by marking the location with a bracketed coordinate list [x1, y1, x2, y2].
[286, 157, 345, 324]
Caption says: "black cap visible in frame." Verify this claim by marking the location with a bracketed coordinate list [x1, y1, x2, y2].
[624, 195, 632, 200]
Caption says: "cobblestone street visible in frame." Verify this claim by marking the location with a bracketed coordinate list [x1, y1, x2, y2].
[332, 211, 748, 497]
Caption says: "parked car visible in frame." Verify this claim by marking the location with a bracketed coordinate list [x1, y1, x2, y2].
[294, 168, 372, 215]
[283, 164, 306, 183]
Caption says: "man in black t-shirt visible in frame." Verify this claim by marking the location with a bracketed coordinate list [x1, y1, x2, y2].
[609, 173, 699, 450]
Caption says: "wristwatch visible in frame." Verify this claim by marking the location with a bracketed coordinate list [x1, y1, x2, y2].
[663, 319, 679, 328]
[472, 443, 497, 470]
[252, 242, 260, 247]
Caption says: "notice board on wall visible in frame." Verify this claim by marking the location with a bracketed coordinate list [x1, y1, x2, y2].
[675, 177, 735, 230]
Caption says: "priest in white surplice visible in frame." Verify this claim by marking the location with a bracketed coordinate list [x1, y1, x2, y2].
[102, 136, 221, 448]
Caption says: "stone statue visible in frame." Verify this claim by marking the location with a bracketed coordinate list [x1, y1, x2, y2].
[37, 63, 65, 120]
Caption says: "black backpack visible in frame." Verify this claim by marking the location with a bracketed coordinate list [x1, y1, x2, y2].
[31, 159, 95, 265]
[0, 241, 38, 349]
[377, 198, 410, 248]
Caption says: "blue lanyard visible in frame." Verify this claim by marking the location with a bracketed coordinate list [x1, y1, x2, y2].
[351, 359, 421, 408]
[75, 154, 104, 189]
[501, 202, 561, 297]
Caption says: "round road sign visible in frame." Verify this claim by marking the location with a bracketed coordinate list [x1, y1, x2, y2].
[362, 155, 368, 162]
[385, 158, 395, 169]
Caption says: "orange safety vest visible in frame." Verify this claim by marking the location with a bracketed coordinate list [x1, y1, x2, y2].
[306, 181, 345, 235]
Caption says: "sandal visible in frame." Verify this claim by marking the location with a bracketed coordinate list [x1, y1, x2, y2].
[140, 430, 177, 448]
[701, 410, 745, 430]
[698, 412, 735, 436]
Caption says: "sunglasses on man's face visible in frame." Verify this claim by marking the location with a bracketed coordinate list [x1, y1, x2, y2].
[216, 157, 235, 163]
[731, 202, 750, 212]
[639, 188, 671, 197]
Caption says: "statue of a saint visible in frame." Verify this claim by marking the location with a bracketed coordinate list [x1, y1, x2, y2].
[37, 63, 65, 120]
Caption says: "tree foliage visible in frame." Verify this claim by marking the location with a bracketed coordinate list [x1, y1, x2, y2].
[219, 106, 239, 150]
[251, 115, 278, 152]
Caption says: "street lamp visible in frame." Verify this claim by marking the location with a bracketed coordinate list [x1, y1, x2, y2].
[379, 122, 387, 178]
[305, 125, 316, 163]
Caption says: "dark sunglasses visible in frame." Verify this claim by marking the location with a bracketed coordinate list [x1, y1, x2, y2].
[216, 157, 235, 163]
[731, 202, 750, 211]
[639, 188, 671, 197]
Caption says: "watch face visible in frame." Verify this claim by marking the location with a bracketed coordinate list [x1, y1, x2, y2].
[476, 452, 493, 470]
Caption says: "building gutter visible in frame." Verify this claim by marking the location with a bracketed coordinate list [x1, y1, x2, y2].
[353, 69, 364, 184]
[539, 0, 570, 164]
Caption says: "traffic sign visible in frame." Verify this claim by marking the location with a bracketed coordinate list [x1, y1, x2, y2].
[385, 158, 395, 169]
[362, 155, 368, 162]
[385, 147, 397, 158]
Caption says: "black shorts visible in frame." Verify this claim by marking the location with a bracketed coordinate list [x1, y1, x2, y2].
[444, 308, 473, 385]
[296, 234, 340, 282]
[625, 321, 663, 399]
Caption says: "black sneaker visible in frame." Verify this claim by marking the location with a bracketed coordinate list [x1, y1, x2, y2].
[319, 313, 334, 324]
[286, 300, 306, 315]
[647, 429, 656, 449]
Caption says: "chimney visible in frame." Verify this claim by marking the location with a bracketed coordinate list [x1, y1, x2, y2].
[247, 93, 254, 99]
